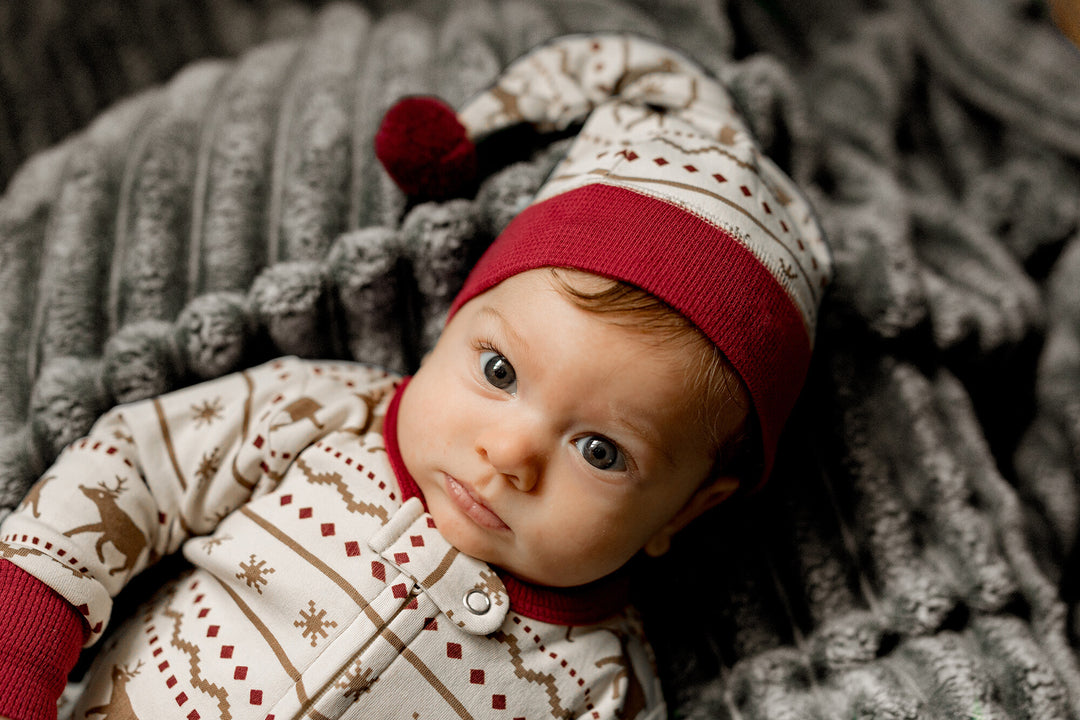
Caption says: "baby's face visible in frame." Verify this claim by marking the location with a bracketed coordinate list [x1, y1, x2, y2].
[396, 269, 720, 587]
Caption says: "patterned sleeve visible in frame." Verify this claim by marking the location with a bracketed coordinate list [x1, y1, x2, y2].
[0, 356, 396, 645]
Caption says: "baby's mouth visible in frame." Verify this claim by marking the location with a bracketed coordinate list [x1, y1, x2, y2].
[444, 474, 510, 531]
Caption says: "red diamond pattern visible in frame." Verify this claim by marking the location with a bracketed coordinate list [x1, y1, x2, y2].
[410, 535, 424, 547]
[280, 495, 292, 506]
[683, 164, 698, 172]
[198, 608, 210, 619]
[493, 695, 507, 710]
[250, 690, 263, 705]
[740, 185, 752, 196]
[321, 523, 335, 537]
[653, 157, 669, 166]
[392, 583, 408, 599]
[345, 541, 361, 557]
[394, 552, 410, 564]
[298, 507, 312, 519]
[471, 669, 485, 685]
[207, 625, 219, 638]
[167, 676, 177, 688]
[235, 666, 248, 680]
[427, 518, 436, 529]
[713, 173, 726, 183]
[221, 646, 233, 659]
[371, 562, 385, 581]
[176, 692, 188, 706]
[188, 711, 200, 720]
[616, 149, 639, 161]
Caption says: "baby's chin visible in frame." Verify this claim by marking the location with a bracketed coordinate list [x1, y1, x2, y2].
[426, 498, 622, 588]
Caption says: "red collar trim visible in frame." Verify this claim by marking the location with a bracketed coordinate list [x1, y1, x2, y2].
[384, 377, 422, 502]
[384, 378, 631, 626]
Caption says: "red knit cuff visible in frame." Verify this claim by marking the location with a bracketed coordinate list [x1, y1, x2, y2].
[0, 559, 86, 720]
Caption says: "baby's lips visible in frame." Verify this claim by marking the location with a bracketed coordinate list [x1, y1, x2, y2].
[444, 473, 510, 531]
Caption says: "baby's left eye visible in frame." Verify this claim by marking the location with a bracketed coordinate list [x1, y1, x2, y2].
[575, 436, 626, 471]
[480, 351, 517, 393]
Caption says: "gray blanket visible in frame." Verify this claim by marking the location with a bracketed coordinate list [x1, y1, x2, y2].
[2, 1, 1080, 717]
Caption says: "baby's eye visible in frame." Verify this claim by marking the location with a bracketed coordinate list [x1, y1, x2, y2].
[480, 351, 517, 393]
[575, 436, 626, 471]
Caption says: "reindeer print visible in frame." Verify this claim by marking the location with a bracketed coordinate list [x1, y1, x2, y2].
[64, 476, 147, 576]
[85, 661, 143, 719]
[349, 389, 390, 436]
[270, 396, 325, 431]
[17, 474, 55, 518]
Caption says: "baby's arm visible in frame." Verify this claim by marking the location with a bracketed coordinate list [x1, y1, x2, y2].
[0, 357, 392, 720]
[0, 362, 281, 720]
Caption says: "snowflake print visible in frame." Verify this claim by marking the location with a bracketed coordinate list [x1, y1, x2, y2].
[195, 447, 222, 486]
[337, 661, 375, 701]
[206, 506, 236, 525]
[191, 397, 224, 427]
[236, 553, 275, 593]
[201, 534, 232, 555]
[295, 600, 338, 647]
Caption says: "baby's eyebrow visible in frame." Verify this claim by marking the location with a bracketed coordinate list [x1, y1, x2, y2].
[607, 413, 675, 468]
[477, 306, 530, 354]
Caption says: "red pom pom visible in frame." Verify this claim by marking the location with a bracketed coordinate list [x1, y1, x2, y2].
[375, 96, 477, 199]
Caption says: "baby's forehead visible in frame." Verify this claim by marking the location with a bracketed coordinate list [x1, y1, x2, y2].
[467, 268, 747, 439]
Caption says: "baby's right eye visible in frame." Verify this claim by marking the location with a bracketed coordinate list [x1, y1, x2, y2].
[480, 351, 517, 393]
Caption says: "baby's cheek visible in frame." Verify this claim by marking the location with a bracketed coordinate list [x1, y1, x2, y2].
[545, 510, 640, 571]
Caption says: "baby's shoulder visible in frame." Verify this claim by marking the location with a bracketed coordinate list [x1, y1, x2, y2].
[240, 356, 404, 407]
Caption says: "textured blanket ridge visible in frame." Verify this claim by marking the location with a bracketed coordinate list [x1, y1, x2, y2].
[1, 0, 1080, 717]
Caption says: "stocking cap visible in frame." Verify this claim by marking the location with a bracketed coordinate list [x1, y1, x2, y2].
[376, 33, 832, 487]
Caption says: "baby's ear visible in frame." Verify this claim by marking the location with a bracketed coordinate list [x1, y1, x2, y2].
[643, 476, 739, 557]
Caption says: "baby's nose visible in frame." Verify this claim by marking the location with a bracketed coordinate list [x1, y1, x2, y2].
[475, 422, 543, 492]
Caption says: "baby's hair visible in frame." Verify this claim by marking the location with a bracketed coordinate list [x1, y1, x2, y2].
[547, 268, 761, 485]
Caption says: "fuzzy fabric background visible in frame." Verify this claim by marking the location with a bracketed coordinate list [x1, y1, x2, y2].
[2, 0, 1080, 717]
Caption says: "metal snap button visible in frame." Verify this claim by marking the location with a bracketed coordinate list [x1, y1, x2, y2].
[464, 589, 491, 615]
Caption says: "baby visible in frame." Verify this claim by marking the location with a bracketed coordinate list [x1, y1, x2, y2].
[0, 33, 830, 720]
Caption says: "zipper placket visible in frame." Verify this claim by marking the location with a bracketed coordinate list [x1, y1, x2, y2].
[297, 581, 423, 719]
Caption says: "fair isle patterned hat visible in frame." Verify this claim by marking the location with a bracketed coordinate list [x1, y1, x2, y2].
[376, 33, 832, 483]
